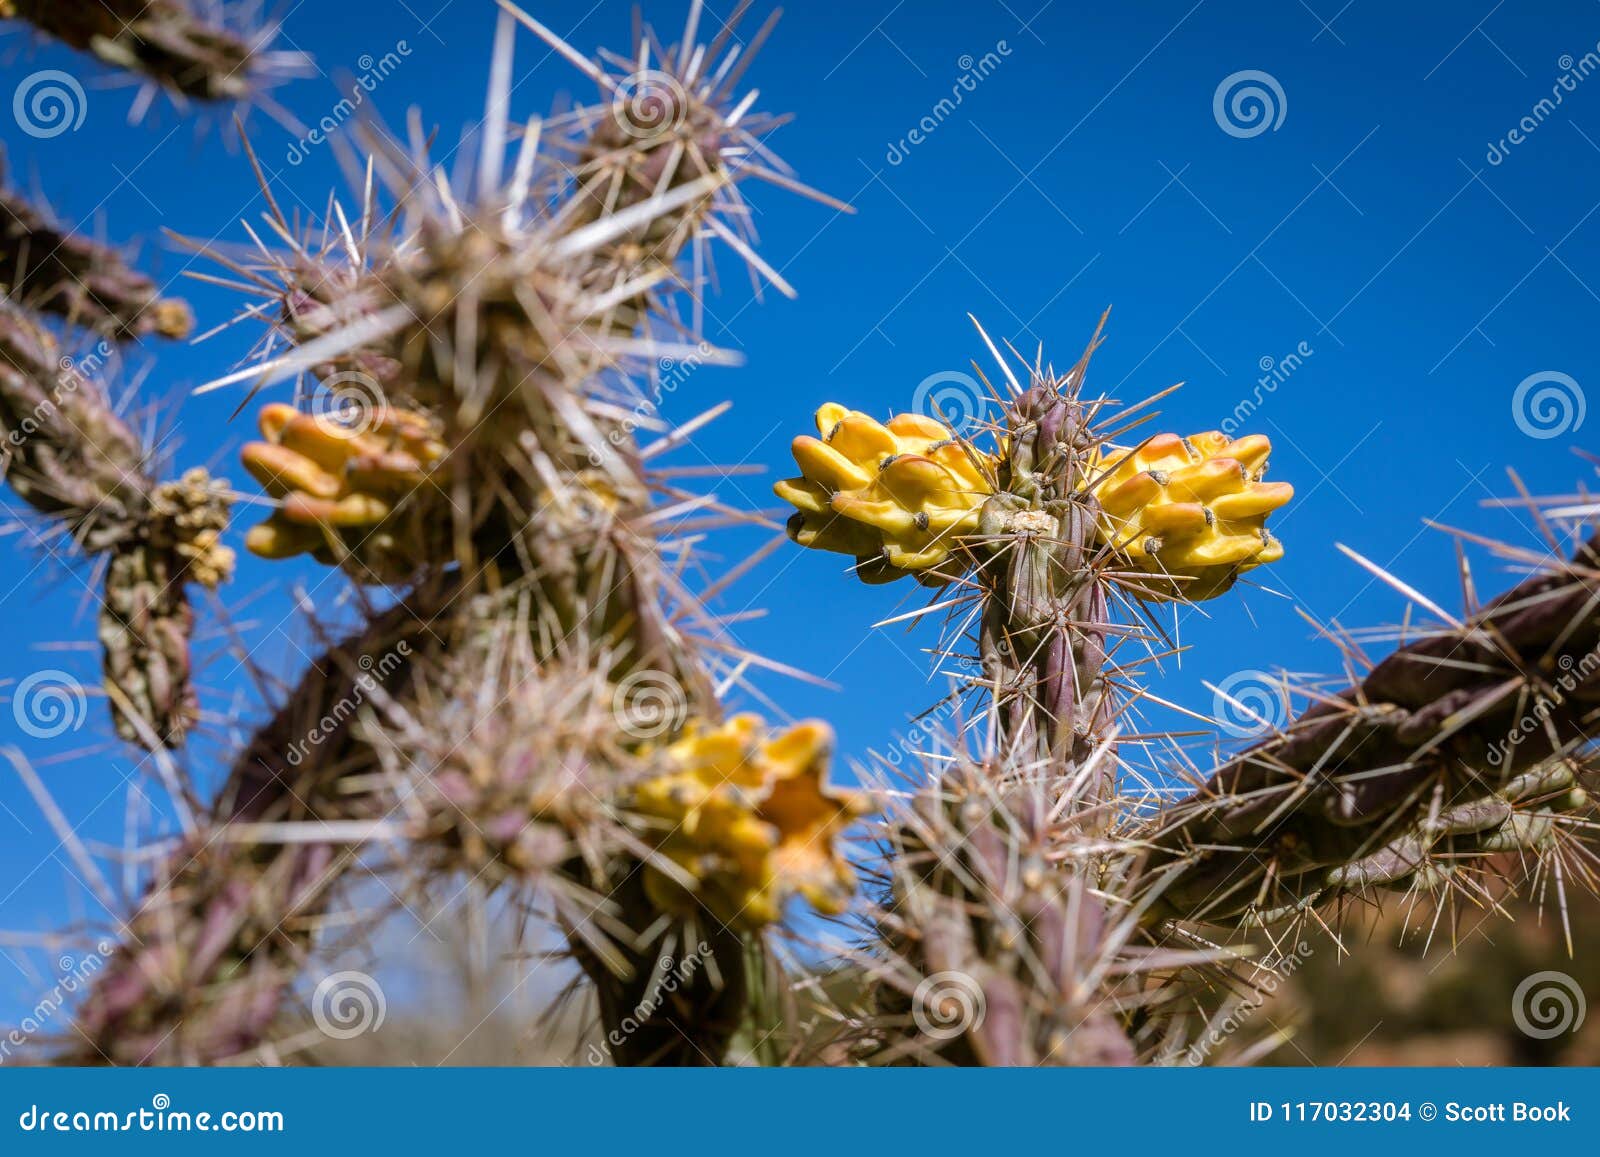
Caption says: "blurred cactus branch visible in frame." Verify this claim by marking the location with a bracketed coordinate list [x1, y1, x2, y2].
[1143, 530, 1600, 929]
[0, 0, 294, 104]
[0, 298, 230, 748]
[1, 171, 193, 340]
[65, 0, 852, 1067]
[64, 591, 443, 1064]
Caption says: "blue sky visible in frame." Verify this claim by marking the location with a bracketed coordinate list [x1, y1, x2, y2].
[1, 0, 1597, 1014]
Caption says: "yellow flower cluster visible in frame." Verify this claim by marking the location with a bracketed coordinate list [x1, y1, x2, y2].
[1090, 431, 1292, 601]
[629, 714, 868, 930]
[774, 402, 1291, 602]
[240, 403, 447, 582]
[773, 403, 993, 584]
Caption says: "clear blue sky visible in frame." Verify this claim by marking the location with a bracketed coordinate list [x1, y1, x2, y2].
[1, 0, 1596, 1013]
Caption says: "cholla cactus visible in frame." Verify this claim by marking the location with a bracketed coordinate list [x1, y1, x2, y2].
[1144, 530, 1600, 929]
[1, 175, 192, 340]
[1, 0, 306, 107]
[775, 404, 1292, 602]
[4, 0, 1594, 1073]
[0, 299, 230, 746]
[56, 0, 858, 1068]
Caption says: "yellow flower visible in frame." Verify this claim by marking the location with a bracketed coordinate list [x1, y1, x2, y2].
[1090, 431, 1292, 601]
[629, 714, 868, 930]
[775, 401, 1291, 601]
[774, 403, 995, 584]
[240, 402, 447, 581]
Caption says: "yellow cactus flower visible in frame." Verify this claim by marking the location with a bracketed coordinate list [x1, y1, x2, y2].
[628, 714, 869, 930]
[240, 402, 448, 582]
[1090, 431, 1292, 601]
[774, 402, 995, 584]
[775, 401, 1290, 601]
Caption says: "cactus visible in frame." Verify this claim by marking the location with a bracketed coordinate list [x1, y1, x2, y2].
[1, 0, 303, 105]
[1142, 530, 1600, 929]
[1, 0, 1593, 1072]
[1, 298, 230, 746]
[1, 175, 192, 340]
